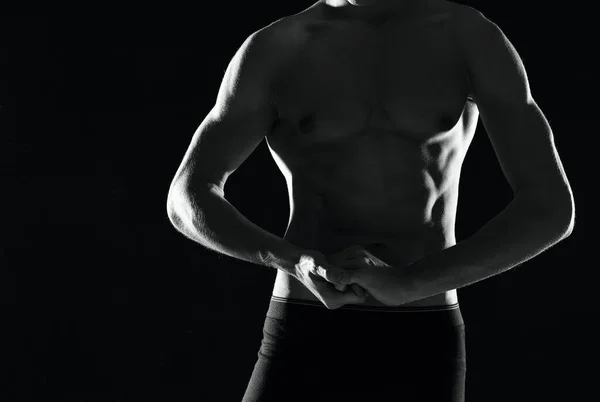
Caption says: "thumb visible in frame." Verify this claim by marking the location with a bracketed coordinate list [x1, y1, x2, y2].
[326, 266, 355, 286]
[351, 283, 368, 298]
[338, 283, 369, 305]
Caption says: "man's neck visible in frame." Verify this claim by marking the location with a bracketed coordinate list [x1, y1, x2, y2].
[322, 0, 426, 11]
[319, 0, 437, 24]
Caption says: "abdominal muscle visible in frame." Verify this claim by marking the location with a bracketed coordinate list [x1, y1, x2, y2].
[266, 123, 464, 308]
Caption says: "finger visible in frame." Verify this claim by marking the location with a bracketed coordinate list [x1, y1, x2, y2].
[320, 289, 366, 310]
[324, 266, 353, 286]
[330, 259, 354, 269]
[314, 265, 343, 284]
[339, 285, 369, 305]
[335, 283, 348, 292]
[316, 282, 367, 309]
[327, 252, 354, 265]
[351, 283, 368, 299]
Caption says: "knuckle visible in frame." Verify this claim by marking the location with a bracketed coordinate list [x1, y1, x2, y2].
[322, 297, 342, 310]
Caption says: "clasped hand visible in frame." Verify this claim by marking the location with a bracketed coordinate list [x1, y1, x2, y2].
[294, 245, 408, 309]
[326, 245, 407, 306]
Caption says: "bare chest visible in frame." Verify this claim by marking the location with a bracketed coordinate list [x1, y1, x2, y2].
[269, 14, 473, 146]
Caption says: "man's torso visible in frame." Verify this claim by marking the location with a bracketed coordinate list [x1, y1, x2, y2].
[262, 1, 480, 306]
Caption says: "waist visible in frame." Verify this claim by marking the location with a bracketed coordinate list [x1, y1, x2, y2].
[272, 270, 458, 308]
[267, 295, 465, 327]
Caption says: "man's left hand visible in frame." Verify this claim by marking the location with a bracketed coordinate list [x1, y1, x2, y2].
[325, 245, 410, 306]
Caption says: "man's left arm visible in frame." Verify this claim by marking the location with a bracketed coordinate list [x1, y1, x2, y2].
[393, 9, 575, 304]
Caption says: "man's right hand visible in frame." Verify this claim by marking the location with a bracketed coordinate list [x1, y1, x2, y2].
[292, 249, 369, 310]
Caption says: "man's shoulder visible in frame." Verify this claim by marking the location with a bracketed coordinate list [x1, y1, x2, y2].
[446, 1, 485, 21]
[235, 13, 306, 70]
[248, 10, 313, 49]
[445, 0, 506, 62]
[446, 1, 499, 37]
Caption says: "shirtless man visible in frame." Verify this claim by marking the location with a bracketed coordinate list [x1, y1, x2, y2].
[166, 1, 575, 401]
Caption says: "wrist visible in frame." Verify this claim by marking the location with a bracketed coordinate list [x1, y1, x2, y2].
[262, 241, 304, 277]
[394, 264, 421, 304]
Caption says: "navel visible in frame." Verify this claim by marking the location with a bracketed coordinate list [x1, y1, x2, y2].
[297, 114, 316, 134]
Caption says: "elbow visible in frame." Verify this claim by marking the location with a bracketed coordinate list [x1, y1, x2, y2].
[555, 189, 576, 237]
[559, 200, 575, 238]
[519, 188, 575, 238]
[166, 192, 182, 228]
[552, 208, 574, 240]
[166, 183, 215, 231]
[542, 193, 575, 238]
[166, 184, 190, 229]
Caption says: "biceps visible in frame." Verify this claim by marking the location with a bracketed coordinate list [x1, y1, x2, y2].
[482, 101, 566, 195]
[171, 106, 276, 195]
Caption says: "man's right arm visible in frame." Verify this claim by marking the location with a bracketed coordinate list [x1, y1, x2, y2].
[166, 26, 303, 275]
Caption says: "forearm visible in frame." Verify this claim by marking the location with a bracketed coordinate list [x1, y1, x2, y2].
[400, 194, 573, 304]
[167, 188, 303, 275]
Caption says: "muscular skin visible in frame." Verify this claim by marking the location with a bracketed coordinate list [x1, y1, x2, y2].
[167, 0, 574, 307]
[266, 1, 475, 306]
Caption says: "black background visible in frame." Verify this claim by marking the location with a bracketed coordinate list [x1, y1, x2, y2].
[2, 1, 591, 401]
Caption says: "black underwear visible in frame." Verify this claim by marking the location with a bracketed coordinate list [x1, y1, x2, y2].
[241, 296, 466, 402]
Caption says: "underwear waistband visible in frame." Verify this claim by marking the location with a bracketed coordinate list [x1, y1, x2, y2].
[270, 295, 460, 313]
